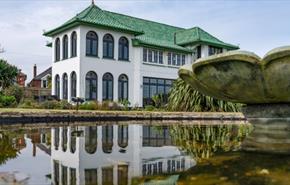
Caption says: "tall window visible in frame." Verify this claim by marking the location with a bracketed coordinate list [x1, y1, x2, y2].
[102, 73, 113, 101]
[86, 31, 98, 56]
[63, 35, 68, 59]
[85, 126, 98, 154]
[102, 126, 113, 153]
[103, 34, 114, 59]
[55, 75, 60, 99]
[62, 127, 68, 152]
[118, 125, 128, 148]
[85, 71, 97, 100]
[71, 72, 77, 98]
[118, 74, 128, 101]
[62, 73, 68, 100]
[55, 38, 60, 61]
[118, 37, 129, 60]
[71, 32, 77, 57]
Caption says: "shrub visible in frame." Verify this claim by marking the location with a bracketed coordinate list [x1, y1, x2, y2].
[18, 99, 41, 109]
[119, 99, 131, 110]
[40, 100, 61, 109]
[79, 101, 99, 110]
[0, 95, 17, 107]
[145, 105, 155, 111]
[3, 85, 24, 103]
[59, 100, 73, 110]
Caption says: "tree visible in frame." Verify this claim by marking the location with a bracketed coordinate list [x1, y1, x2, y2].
[167, 78, 241, 112]
[0, 59, 18, 89]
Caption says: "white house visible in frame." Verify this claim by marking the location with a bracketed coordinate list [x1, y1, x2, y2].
[44, 2, 238, 106]
[50, 125, 196, 185]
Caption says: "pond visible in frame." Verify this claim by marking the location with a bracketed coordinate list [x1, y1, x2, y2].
[0, 121, 289, 185]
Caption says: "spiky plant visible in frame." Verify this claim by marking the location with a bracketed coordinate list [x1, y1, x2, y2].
[167, 78, 242, 112]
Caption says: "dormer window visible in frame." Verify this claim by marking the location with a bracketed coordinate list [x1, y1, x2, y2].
[86, 31, 98, 57]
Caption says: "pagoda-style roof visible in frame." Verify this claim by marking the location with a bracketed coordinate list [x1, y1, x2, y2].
[44, 4, 238, 52]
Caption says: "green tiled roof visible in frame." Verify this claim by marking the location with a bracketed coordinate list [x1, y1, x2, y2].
[44, 4, 238, 52]
[175, 27, 239, 49]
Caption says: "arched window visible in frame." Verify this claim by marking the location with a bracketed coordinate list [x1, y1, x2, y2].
[102, 126, 113, 153]
[63, 35, 68, 59]
[118, 74, 128, 101]
[102, 73, 113, 101]
[71, 72, 77, 98]
[62, 127, 68, 152]
[55, 75, 60, 99]
[86, 31, 98, 56]
[85, 71, 97, 100]
[85, 126, 98, 154]
[55, 38, 60, 61]
[118, 37, 129, 60]
[103, 34, 114, 59]
[118, 125, 128, 148]
[62, 73, 68, 100]
[71, 32, 77, 57]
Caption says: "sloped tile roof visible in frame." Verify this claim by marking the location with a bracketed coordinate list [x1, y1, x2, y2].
[44, 4, 238, 52]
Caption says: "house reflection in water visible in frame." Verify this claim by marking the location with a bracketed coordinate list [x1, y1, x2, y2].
[51, 125, 195, 185]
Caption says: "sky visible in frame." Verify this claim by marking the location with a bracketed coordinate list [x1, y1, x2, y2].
[0, 0, 290, 82]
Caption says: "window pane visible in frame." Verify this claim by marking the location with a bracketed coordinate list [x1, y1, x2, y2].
[92, 40, 97, 56]
[177, 54, 181, 66]
[154, 51, 158, 63]
[168, 52, 171, 65]
[143, 48, 147, 62]
[182, 55, 185, 65]
[159, 51, 163, 64]
[143, 84, 149, 98]
[148, 50, 152, 62]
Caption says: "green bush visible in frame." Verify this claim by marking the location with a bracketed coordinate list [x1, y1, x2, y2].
[145, 105, 155, 111]
[0, 95, 17, 107]
[18, 99, 41, 109]
[59, 100, 73, 110]
[40, 100, 61, 109]
[3, 85, 24, 104]
[79, 101, 99, 110]
[119, 99, 131, 110]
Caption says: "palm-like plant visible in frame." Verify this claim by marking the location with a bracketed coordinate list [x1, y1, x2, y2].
[167, 78, 242, 112]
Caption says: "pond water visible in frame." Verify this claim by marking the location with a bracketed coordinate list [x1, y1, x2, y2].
[0, 121, 289, 185]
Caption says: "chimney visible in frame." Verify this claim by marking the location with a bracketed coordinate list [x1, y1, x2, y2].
[33, 64, 37, 78]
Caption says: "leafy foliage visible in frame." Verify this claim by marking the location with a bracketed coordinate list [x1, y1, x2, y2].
[3, 85, 24, 103]
[167, 78, 242, 112]
[0, 131, 19, 165]
[0, 59, 18, 89]
[0, 95, 17, 107]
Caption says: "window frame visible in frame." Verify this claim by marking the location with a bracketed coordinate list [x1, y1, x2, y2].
[103, 34, 114, 59]
[86, 31, 98, 57]
[118, 37, 129, 61]
[71, 32, 77, 58]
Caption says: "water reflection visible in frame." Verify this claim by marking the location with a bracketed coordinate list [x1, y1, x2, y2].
[51, 124, 196, 185]
[1, 121, 289, 185]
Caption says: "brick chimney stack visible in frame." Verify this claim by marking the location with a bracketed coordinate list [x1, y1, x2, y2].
[33, 64, 37, 78]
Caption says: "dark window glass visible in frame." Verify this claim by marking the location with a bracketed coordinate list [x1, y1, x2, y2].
[118, 37, 129, 60]
[177, 54, 181, 66]
[63, 35, 68, 59]
[62, 128, 68, 152]
[209, 46, 222, 56]
[118, 125, 128, 148]
[172, 53, 176, 65]
[71, 32, 77, 57]
[55, 75, 60, 99]
[159, 51, 163, 64]
[70, 168, 76, 185]
[197, 45, 201, 59]
[154, 50, 158, 63]
[86, 31, 98, 57]
[142, 77, 174, 106]
[103, 73, 113, 101]
[55, 38, 60, 61]
[71, 72, 77, 98]
[102, 126, 113, 153]
[62, 73, 68, 100]
[85, 126, 98, 154]
[168, 52, 172, 65]
[182, 55, 186, 65]
[85, 71, 97, 100]
[103, 34, 114, 59]
[143, 48, 147, 62]
[148, 50, 152, 62]
[61, 165, 67, 185]
[118, 74, 128, 101]
[85, 169, 98, 185]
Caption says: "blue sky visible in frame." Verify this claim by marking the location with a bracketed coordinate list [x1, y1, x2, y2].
[0, 0, 290, 81]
